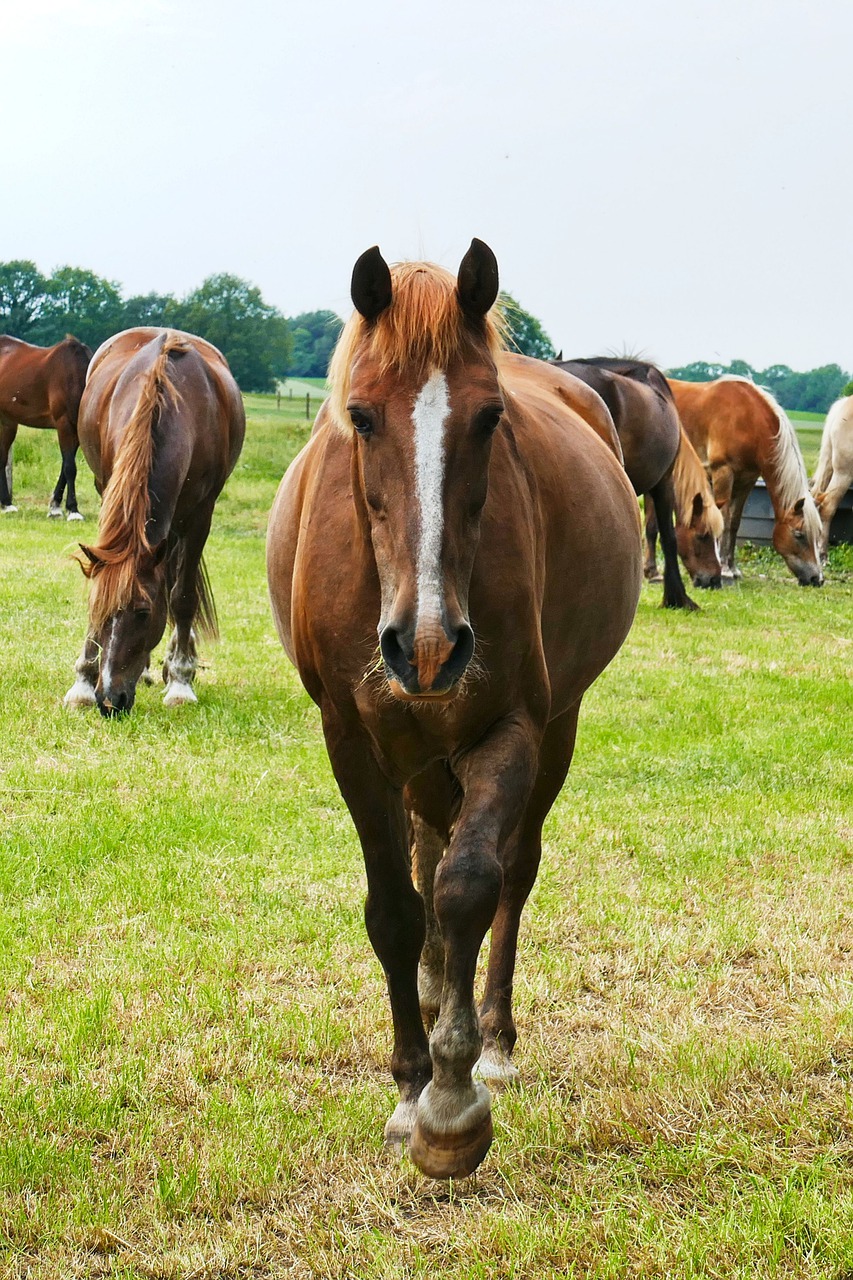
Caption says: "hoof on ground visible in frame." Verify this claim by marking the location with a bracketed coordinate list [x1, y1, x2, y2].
[1, 505, 18, 514]
[645, 571, 663, 584]
[474, 1045, 519, 1089]
[47, 506, 63, 519]
[66, 511, 84, 522]
[408, 1081, 493, 1179]
[384, 1100, 418, 1153]
[64, 681, 97, 708]
[163, 681, 197, 707]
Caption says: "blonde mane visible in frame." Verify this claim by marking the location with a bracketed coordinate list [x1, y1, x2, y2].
[328, 260, 507, 431]
[717, 375, 821, 539]
[673, 425, 723, 537]
[81, 331, 189, 629]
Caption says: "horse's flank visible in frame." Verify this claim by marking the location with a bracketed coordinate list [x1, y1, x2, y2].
[80, 331, 191, 632]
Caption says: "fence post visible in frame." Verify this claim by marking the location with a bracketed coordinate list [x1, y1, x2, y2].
[306, 393, 310, 420]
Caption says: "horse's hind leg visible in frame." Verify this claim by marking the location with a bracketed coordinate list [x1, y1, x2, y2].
[0, 417, 18, 512]
[64, 633, 99, 708]
[477, 703, 580, 1086]
[52, 420, 82, 521]
[650, 475, 698, 610]
[642, 496, 662, 581]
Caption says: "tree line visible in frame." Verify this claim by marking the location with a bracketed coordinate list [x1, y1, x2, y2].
[0, 261, 292, 393]
[666, 358, 852, 414]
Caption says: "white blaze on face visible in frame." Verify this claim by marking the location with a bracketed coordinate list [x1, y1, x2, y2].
[412, 370, 451, 629]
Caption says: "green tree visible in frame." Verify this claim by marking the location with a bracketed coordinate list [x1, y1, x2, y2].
[176, 274, 291, 391]
[37, 266, 123, 349]
[287, 310, 343, 377]
[842, 380, 853, 397]
[120, 292, 179, 330]
[499, 293, 556, 360]
[0, 260, 50, 340]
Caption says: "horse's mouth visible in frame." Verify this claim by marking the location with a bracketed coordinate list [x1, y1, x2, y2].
[387, 679, 460, 704]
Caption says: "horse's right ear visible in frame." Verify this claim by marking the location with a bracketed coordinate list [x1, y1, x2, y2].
[351, 246, 393, 321]
[77, 544, 102, 578]
[457, 238, 499, 320]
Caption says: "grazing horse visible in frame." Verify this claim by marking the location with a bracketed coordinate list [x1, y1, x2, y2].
[0, 334, 92, 518]
[667, 376, 823, 585]
[267, 241, 642, 1179]
[643, 424, 724, 587]
[555, 357, 718, 606]
[811, 395, 853, 559]
[64, 328, 245, 716]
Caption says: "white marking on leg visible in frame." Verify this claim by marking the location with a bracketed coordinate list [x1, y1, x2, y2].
[163, 681, 197, 707]
[47, 505, 63, 518]
[1, 505, 18, 514]
[66, 511, 84, 522]
[63, 679, 97, 707]
[412, 371, 451, 630]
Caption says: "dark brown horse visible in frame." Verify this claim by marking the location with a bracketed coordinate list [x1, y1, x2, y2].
[64, 328, 245, 715]
[554, 357, 722, 604]
[267, 242, 642, 1179]
[668, 376, 823, 584]
[0, 334, 92, 518]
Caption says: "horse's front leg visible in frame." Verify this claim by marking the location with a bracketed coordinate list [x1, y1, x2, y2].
[55, 421, 82, 521]
[409, 719, 539, 1180]
[162, 513, 212, 706]
[325, 715, 432, 1150]
[0, 417, 18, 512]
[64, 633, 100, 707]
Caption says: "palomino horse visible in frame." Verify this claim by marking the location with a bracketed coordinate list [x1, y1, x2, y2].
[667, 376, 823, 585]
[555, 357, 721, 605]
[812, 395, 853, 559]
[0, 334, 92, 519]
[267, 241, 642, 1179]
[643, 424, 724, 587]
[64, 328, 245, 716]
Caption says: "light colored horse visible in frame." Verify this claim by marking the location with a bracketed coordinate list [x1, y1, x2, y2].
[811, 395, 853, 559]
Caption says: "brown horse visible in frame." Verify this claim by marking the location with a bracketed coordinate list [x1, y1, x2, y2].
[643, 424, 724, 587]
[64, 328, 245, 715]
[555, 357, 721, 605]
[668, 376, 823, 585]
[267, 241, 642, 1179]
[0, 334, 92, 518]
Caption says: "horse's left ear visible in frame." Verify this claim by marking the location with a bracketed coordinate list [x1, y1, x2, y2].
[457, 238, 499, 320]
[78, 544, 101, 566]
[793, 497, 806, 515]
[692, 492, 704, 523]
[351, 246, 393, 322]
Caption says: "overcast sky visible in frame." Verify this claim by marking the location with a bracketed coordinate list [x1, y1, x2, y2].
[3, 0, 852, 369]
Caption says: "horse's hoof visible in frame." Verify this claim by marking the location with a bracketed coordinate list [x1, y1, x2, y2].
[384, 1100, 418, 1152]
[66, 511, 84, 522]
[644, 571, 663, 584]
[47, 506, 63, 519]
[474, 1045, 520, 1089]
[1, 504, 18, 514]
[408, 1081, 493, 1179]
[163, 681, 197, 707]
[64, 680, 97, 708]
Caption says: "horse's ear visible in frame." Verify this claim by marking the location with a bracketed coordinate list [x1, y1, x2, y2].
[692, 492, 704, 523]
[556, 350, 563, 362]
[793, 496, 806, 515]
[78, 544, 101, 566]
[351, 246, 393, 322]
[152, 539, 169, 567]
[457, 238, 499, 320]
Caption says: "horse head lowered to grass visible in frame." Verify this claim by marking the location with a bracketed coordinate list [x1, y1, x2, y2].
[266, 240, 642, 1179]
[65, 328, 245, 716]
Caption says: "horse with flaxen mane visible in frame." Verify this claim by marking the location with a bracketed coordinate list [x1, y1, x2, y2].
[64, 328, 245, 716]
[811, 394, 853, 560]
[667, 375, 823, 585]
[642, 423, 724, 587]
[554, 356, 722, 605]
[0, 334, 92, 519]
[267, 241, 641, 1180]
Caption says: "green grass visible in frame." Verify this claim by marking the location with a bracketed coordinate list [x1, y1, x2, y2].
[0, 406, 852, 1278]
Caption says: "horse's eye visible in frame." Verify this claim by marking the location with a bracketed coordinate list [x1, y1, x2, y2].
[349, 408, 374, 437]
[794, 530, 806, 543]
[476, 404, 504, 435]
[134, 607, 151, 619]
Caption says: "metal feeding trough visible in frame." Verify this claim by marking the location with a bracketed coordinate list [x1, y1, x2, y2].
[738, 478, 853, 546]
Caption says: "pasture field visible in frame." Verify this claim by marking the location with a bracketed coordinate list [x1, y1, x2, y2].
[1, 398, 852, 1280]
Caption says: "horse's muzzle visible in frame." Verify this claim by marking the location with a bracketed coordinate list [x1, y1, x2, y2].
[97, 687, 135, 717]
[380, 621, 475, 697]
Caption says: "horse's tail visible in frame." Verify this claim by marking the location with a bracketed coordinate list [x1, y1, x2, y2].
[79, 331, 189, 628]
[811, 399, 843, 495]
[163, 538, 219, 642]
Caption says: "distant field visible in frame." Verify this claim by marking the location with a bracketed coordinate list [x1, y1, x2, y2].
[0, 400, 851, 1279]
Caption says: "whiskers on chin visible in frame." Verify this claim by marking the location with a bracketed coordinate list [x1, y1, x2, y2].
[356, 640, 488, 710]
